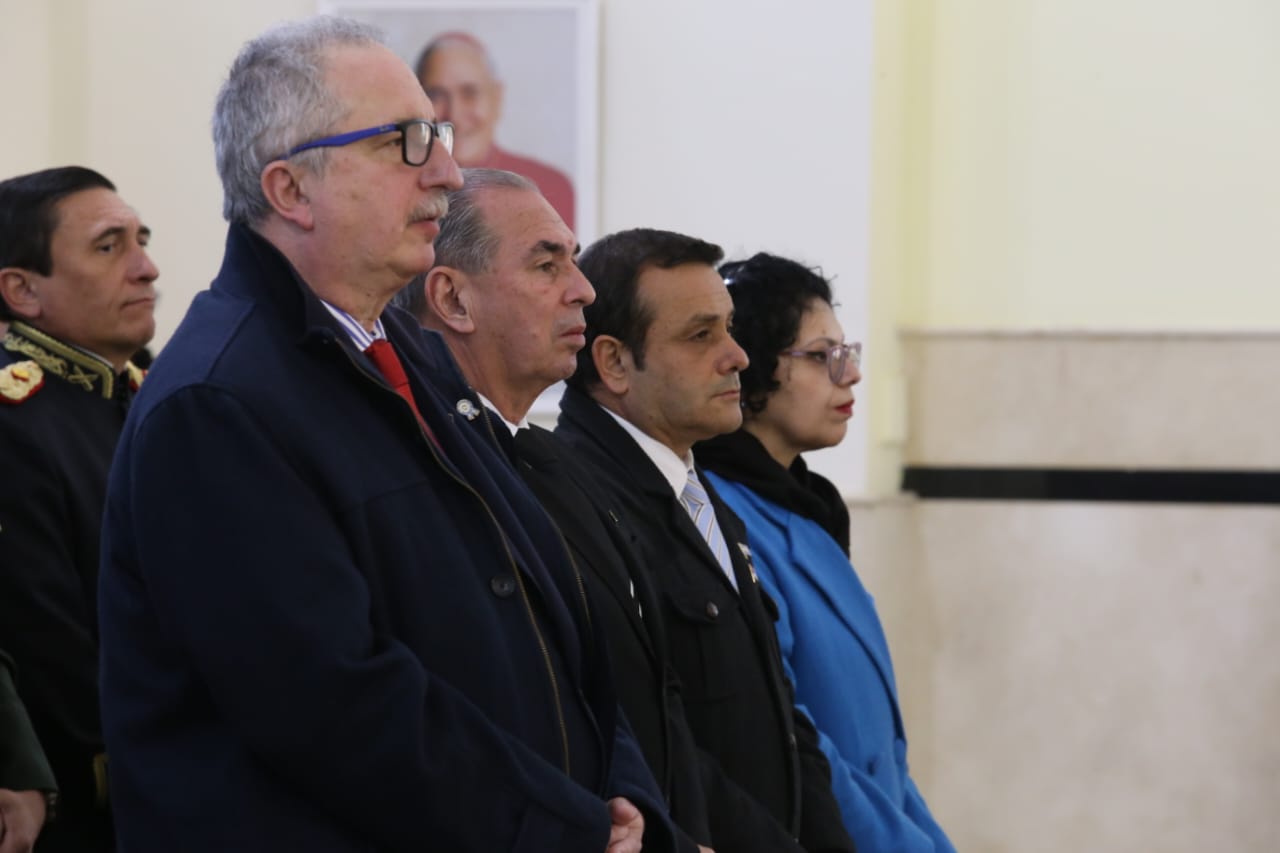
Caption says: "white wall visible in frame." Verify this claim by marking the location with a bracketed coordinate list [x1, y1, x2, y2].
[868, 0, 1280, 495]
[597, 0, 874, 491]
[914, 0, 1280, 330]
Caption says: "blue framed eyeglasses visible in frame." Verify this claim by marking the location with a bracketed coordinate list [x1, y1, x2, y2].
[780, 341, 862, 384]
[277, 120, 453, 167]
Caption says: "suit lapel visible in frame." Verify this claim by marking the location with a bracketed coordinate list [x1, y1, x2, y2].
[513, 426, 657, 662]
[787, 535, 905, 730]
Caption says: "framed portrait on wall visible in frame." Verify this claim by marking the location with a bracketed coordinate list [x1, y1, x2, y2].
[320, 0, 599, 242]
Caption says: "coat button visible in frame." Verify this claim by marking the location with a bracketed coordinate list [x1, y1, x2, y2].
[490, 575, 516, 598]
[705, 601, 719, 619]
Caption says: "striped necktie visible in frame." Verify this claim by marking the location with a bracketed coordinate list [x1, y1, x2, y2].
[680, 468, 738, 590]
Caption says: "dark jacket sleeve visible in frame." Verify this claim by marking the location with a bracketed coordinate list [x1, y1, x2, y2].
[606, 708, 696, 853]
[793, 703, 860, 853]
[693, 745, 808, 853]
[0, 651, 57, 792]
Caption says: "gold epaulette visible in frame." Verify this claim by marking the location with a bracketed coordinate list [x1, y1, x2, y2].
[4, 322, 124, 399]
[126, 361, 146, 391]
[0, 360, 45, 404]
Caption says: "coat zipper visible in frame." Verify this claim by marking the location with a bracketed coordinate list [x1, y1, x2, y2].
[347, 345, 573, 775]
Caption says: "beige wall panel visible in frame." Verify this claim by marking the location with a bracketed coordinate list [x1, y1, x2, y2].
[903, 331, 1280, 469]
[852, 498, 1280, 853]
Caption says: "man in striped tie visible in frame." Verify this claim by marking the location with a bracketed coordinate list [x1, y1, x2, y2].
[405, 168, 849, 853]
[552, 229, 858, 853]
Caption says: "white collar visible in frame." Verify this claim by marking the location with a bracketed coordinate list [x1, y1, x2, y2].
[601, 405, 694, 498]
[475, 390, 528, 435]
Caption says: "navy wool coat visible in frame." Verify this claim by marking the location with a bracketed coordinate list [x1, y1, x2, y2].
[97, 225, 671, 853]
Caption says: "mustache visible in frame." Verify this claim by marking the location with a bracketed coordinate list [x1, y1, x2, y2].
[713, 378, 740, 395]
[410, 192, 449, 223]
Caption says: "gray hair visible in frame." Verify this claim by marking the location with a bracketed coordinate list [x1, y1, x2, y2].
[213, 16, 386, 225]
[392, 168, 537, 319]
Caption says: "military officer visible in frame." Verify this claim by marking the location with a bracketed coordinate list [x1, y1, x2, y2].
[0, 166, 158, 852]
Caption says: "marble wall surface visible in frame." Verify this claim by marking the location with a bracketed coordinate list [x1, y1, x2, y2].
[900, 330, 1280, 468]
[843, 330, 1280, 852]
[853, 498, 1280, 853]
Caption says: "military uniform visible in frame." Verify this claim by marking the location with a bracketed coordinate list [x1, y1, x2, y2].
[0, 321, 142, 852]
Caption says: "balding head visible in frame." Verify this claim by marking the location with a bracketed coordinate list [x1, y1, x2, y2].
[406, 168, 592, 423]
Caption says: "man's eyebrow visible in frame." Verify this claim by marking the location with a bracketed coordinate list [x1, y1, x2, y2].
[678, 312, 724, 333]
[524, 239, 574, 260]
[90, 225, 127, 243]
[90, 223, 151, 243]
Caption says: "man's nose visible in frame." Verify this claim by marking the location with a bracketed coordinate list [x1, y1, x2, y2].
[420, 139, 465, 192]
[567, 265, 595, 306]
[132, 245, 159, 283]
[723, 337, 749, 373]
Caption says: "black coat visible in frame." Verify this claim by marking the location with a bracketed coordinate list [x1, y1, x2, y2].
[555, 386, 857, 853]
[508, 422, 813, 853]
[0, 322, 136, 852]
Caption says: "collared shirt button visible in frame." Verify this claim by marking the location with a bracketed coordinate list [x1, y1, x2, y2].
[705, 601, 719, 619]
[490, 575, 517, 598]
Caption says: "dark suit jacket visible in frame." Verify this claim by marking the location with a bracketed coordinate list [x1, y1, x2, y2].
[555, 386, 857, 853]
[507, 422, 811, 853]
[97, 224, 674, 853]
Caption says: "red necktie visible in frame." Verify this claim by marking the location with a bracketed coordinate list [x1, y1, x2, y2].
[364, 339, 440, 446]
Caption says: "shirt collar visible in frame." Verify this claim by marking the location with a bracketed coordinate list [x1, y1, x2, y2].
[601, 405, 694, 498]
[475, 390, 528, 435]
[319, 300, 386, 350]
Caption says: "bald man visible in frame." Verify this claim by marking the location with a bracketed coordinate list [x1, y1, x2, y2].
[416, 32, 576, 230]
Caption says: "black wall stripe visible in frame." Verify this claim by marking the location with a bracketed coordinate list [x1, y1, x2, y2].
[901, 467, 1280, 505]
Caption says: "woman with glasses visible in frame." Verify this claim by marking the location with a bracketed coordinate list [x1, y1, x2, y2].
[697, 253, 955, 853]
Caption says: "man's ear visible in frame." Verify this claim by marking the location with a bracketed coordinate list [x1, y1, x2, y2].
[259, 161, 314, 230]
[424, 267, 475, 334]
[0, 268, 41, 321]
[592, 335, 630, 396]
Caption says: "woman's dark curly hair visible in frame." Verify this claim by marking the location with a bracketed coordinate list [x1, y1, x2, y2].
[721, 252, 833, 415]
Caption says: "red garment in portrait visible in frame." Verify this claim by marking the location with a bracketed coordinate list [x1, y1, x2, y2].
[474, 145, 575, 231]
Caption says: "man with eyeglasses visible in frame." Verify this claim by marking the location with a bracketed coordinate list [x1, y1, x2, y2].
[97, 18, 671, 853]
[553, 229, 858, 853]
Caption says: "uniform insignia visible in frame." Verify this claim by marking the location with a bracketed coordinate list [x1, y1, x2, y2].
[455, 398, 479, 420]
[66, 364, 98, 391]
[126, 362, 146, 392]
[0, 361, 45, 403]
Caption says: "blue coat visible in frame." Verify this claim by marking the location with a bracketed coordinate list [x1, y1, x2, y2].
[98, 225, 671, 852]
[705, 472, 956, 853]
